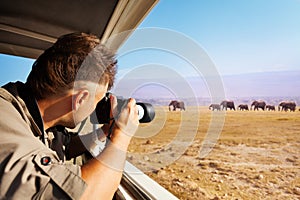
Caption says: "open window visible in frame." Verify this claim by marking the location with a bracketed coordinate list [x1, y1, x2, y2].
[0, 0, 179, 199]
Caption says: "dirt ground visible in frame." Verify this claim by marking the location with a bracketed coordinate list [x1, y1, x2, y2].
[127, 106, 300, 200]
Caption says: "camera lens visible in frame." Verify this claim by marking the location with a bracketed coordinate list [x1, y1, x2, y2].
[136, 102, 155, 123]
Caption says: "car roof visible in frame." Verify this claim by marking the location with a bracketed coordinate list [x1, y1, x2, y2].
[0, 0, 158, 59]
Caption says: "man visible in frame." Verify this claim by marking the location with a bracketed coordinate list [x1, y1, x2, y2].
[0, 32, 139, 199]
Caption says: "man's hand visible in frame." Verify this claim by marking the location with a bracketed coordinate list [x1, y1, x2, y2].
[109, 95, 139, 150]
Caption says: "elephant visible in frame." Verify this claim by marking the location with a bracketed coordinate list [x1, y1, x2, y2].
[251, 100, 266, 111]
[220, 100, 235, 110]
[278, 101, 296, 112]
[266, 105, 275, 111]
[169, 100, 185, 111]
[237, 104, 249, 111]
[209, 104, 221, 111]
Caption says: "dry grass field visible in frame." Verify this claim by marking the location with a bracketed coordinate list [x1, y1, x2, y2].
[127, 106, 300, 200]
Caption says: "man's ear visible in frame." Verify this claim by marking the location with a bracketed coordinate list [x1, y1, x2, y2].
[73, 90, 89, 111]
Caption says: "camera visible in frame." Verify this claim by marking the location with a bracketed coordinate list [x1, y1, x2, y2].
[90, 93, 155, 124]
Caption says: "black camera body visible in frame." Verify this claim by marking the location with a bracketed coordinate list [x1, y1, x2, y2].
[90, 93, 155, 124]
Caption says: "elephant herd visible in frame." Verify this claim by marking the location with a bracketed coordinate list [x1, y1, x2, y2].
[168, 100, 297, 112]
[209, 100, 297, 112]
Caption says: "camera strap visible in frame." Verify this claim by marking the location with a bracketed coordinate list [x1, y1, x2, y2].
[107, 119, 115, 139]
[77, 117, 88, 135]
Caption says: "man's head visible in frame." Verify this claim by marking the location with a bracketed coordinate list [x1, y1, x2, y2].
[26, 32, 117, 128]
[27, 32, 116, 100]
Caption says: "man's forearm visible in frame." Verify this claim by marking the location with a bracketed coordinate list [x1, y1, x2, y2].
[79, 97, 138, 199]
[80, 131, 130, 199]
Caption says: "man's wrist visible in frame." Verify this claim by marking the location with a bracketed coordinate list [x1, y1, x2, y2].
[109, 129, 132, 151]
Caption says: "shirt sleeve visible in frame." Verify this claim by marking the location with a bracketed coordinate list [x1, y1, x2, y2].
[33, 150, 87, 199]
[0, 137, 87, 200]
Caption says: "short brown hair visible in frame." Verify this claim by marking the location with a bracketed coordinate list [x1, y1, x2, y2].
[26, 32, 117, 100]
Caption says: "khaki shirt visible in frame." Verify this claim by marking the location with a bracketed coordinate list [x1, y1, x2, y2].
[0, 82, 87, 199]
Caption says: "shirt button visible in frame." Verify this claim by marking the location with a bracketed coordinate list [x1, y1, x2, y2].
[41, 156, 52, 166]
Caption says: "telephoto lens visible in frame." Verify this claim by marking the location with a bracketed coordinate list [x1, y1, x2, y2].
[90, 93, 155, 124]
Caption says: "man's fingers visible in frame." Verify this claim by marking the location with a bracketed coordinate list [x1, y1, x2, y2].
[110, 94, 118, 119]
[127, 98, 136, 106]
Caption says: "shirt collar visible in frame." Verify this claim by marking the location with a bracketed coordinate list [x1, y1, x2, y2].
[18, 82, 45, 134]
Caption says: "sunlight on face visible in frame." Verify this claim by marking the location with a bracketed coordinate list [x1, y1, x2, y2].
[72, 82, 108, 128]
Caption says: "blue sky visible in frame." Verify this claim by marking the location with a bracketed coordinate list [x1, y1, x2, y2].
[1, 0, 300, 86]
[136, 0, 300, 75]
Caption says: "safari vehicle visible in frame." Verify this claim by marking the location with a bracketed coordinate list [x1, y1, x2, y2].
[0, 0, 178, 199]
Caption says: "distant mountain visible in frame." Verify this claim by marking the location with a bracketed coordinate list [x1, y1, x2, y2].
[112, 70, 300, 105]
[221, 70, 300, 98]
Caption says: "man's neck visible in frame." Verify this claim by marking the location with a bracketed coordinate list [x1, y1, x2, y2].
[37, 94, 73, 130]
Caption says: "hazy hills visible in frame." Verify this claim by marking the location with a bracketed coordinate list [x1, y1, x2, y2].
[221, 70, 300, 97]
[113, 70, 300, 106]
